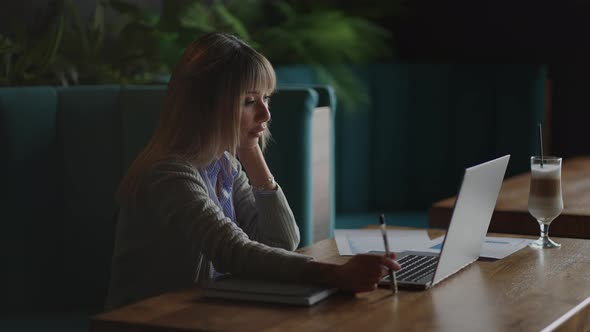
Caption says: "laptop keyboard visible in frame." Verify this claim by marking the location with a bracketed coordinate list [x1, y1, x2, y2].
[396, 255, 439, 283]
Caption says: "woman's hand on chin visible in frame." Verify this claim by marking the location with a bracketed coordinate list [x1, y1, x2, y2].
[238, 137, 259, 151]
[237, 144, 262, 160]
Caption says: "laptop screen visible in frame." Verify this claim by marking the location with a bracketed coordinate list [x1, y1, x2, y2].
[432, 155, 510, 285]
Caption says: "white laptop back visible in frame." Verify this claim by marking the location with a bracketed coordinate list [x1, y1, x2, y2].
[432, 155, 510, 285]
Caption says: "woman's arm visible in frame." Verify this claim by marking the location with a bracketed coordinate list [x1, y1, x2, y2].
[233, 145, 300, 250]
[144, 161, 398, 291]
[237, 145, 276, 191]
[144, 159, 309, 280]
[235, 147, 400, 292]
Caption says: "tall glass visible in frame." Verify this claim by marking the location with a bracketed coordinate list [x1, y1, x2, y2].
[528, 156, 563, 248]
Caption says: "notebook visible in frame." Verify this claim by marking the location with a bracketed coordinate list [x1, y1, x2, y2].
[378, 155, 510, 290]
[203, 277, 338, 306]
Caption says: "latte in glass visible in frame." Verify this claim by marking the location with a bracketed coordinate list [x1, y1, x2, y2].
[528, 163, 563, 224]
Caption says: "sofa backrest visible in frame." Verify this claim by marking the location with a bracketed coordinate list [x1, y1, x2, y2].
[57, 86, 123, 312]
[0, 85, 335, 313]
[0, 87, 63, 311]
[277, 63, 547, 214]
[365, 64, 546, 212]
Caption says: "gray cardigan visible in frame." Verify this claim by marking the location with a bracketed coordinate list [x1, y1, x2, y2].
[105, 158, 312, 310]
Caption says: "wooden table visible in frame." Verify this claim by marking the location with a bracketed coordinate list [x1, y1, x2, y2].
[430, 156, 590, 238]
[92, 229, 590, 332]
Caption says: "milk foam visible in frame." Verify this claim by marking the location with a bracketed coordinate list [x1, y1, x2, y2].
[531, 164, 560, 179]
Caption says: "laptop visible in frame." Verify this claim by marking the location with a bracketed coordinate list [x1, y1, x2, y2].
[378, 155, 510, 290]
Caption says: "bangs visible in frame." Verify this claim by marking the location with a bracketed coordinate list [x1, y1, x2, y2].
[241, 54, 277, 95]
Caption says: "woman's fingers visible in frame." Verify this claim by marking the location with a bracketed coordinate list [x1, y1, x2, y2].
[386, 253, 401, 270]
[383, 255, 401, 271]
[359, 253, 400, 271]
[359, 255, 397, 281]
[336, 253, 403, 293]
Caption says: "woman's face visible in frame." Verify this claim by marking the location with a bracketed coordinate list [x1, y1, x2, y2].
[239, 90, 271, 149]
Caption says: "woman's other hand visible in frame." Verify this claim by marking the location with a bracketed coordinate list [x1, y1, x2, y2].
[333, 253, 400, 292]
[302, 253, 400, 293]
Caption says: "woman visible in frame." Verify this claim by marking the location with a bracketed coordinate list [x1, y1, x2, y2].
[106, 32, 399, 310]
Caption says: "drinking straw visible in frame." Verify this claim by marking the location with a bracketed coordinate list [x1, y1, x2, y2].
[538, 123, 544, 168]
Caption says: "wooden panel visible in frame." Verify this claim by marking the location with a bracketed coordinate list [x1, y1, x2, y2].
[430, 156, 590, 238]
[92, 228, 590, 332]
[312, 106, 332, 243]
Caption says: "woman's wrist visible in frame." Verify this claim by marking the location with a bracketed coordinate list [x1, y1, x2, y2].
[237, 145, 277, 191]
[301, 261, 339, 288]
[251, 175, 277, 192]
[237, 145, 261, 158]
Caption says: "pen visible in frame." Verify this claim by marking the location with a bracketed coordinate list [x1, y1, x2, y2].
[379, 214, 398, 294]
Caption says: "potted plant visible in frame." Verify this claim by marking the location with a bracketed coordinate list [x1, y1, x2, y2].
[1, 0, 399, 107]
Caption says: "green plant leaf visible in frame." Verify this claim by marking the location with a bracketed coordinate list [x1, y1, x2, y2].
[94, 0, 105, 33]
[157, 31, 183, 69]
[225, 0, 264, 25]
[38, 12, 65, 72]
[179, 2, 214, 31]
[12, 46, 36, 80]
[0, 35, 18, 82]
[212, 1, 251, 41]
[314, 65, 370, 107]
[108, 0, 158, 26]
[258, 9, 390, 69]
[0, 34, 20, 54]
[64, 0, 90, 55]
[2, 0, 394, 94]
[269, 0, 297, 21]
[92, 0, 106, 52]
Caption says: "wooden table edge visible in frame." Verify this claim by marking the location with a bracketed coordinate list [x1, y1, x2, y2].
[90, 229, 590, 332]
[541, 295, 590, 331]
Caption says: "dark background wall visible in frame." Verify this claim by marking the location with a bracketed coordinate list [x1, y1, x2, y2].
[394, 0, 590, 158]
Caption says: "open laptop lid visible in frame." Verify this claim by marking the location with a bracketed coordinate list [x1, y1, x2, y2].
[431, 155, 510, 286]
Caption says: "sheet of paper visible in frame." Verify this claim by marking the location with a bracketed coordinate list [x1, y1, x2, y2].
[334, 229, 436, 255]
[480, 236, 533, 259]
[423, 236, 533, 259]
[336, 230, 532, 259]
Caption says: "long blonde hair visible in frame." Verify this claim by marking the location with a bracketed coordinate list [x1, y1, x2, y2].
[118, 32, 276, 201]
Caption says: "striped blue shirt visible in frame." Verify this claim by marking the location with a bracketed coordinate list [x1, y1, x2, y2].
[198, 152, 238, 278]
[200, 152, 238, 224]
[197, 152, 278, 278]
